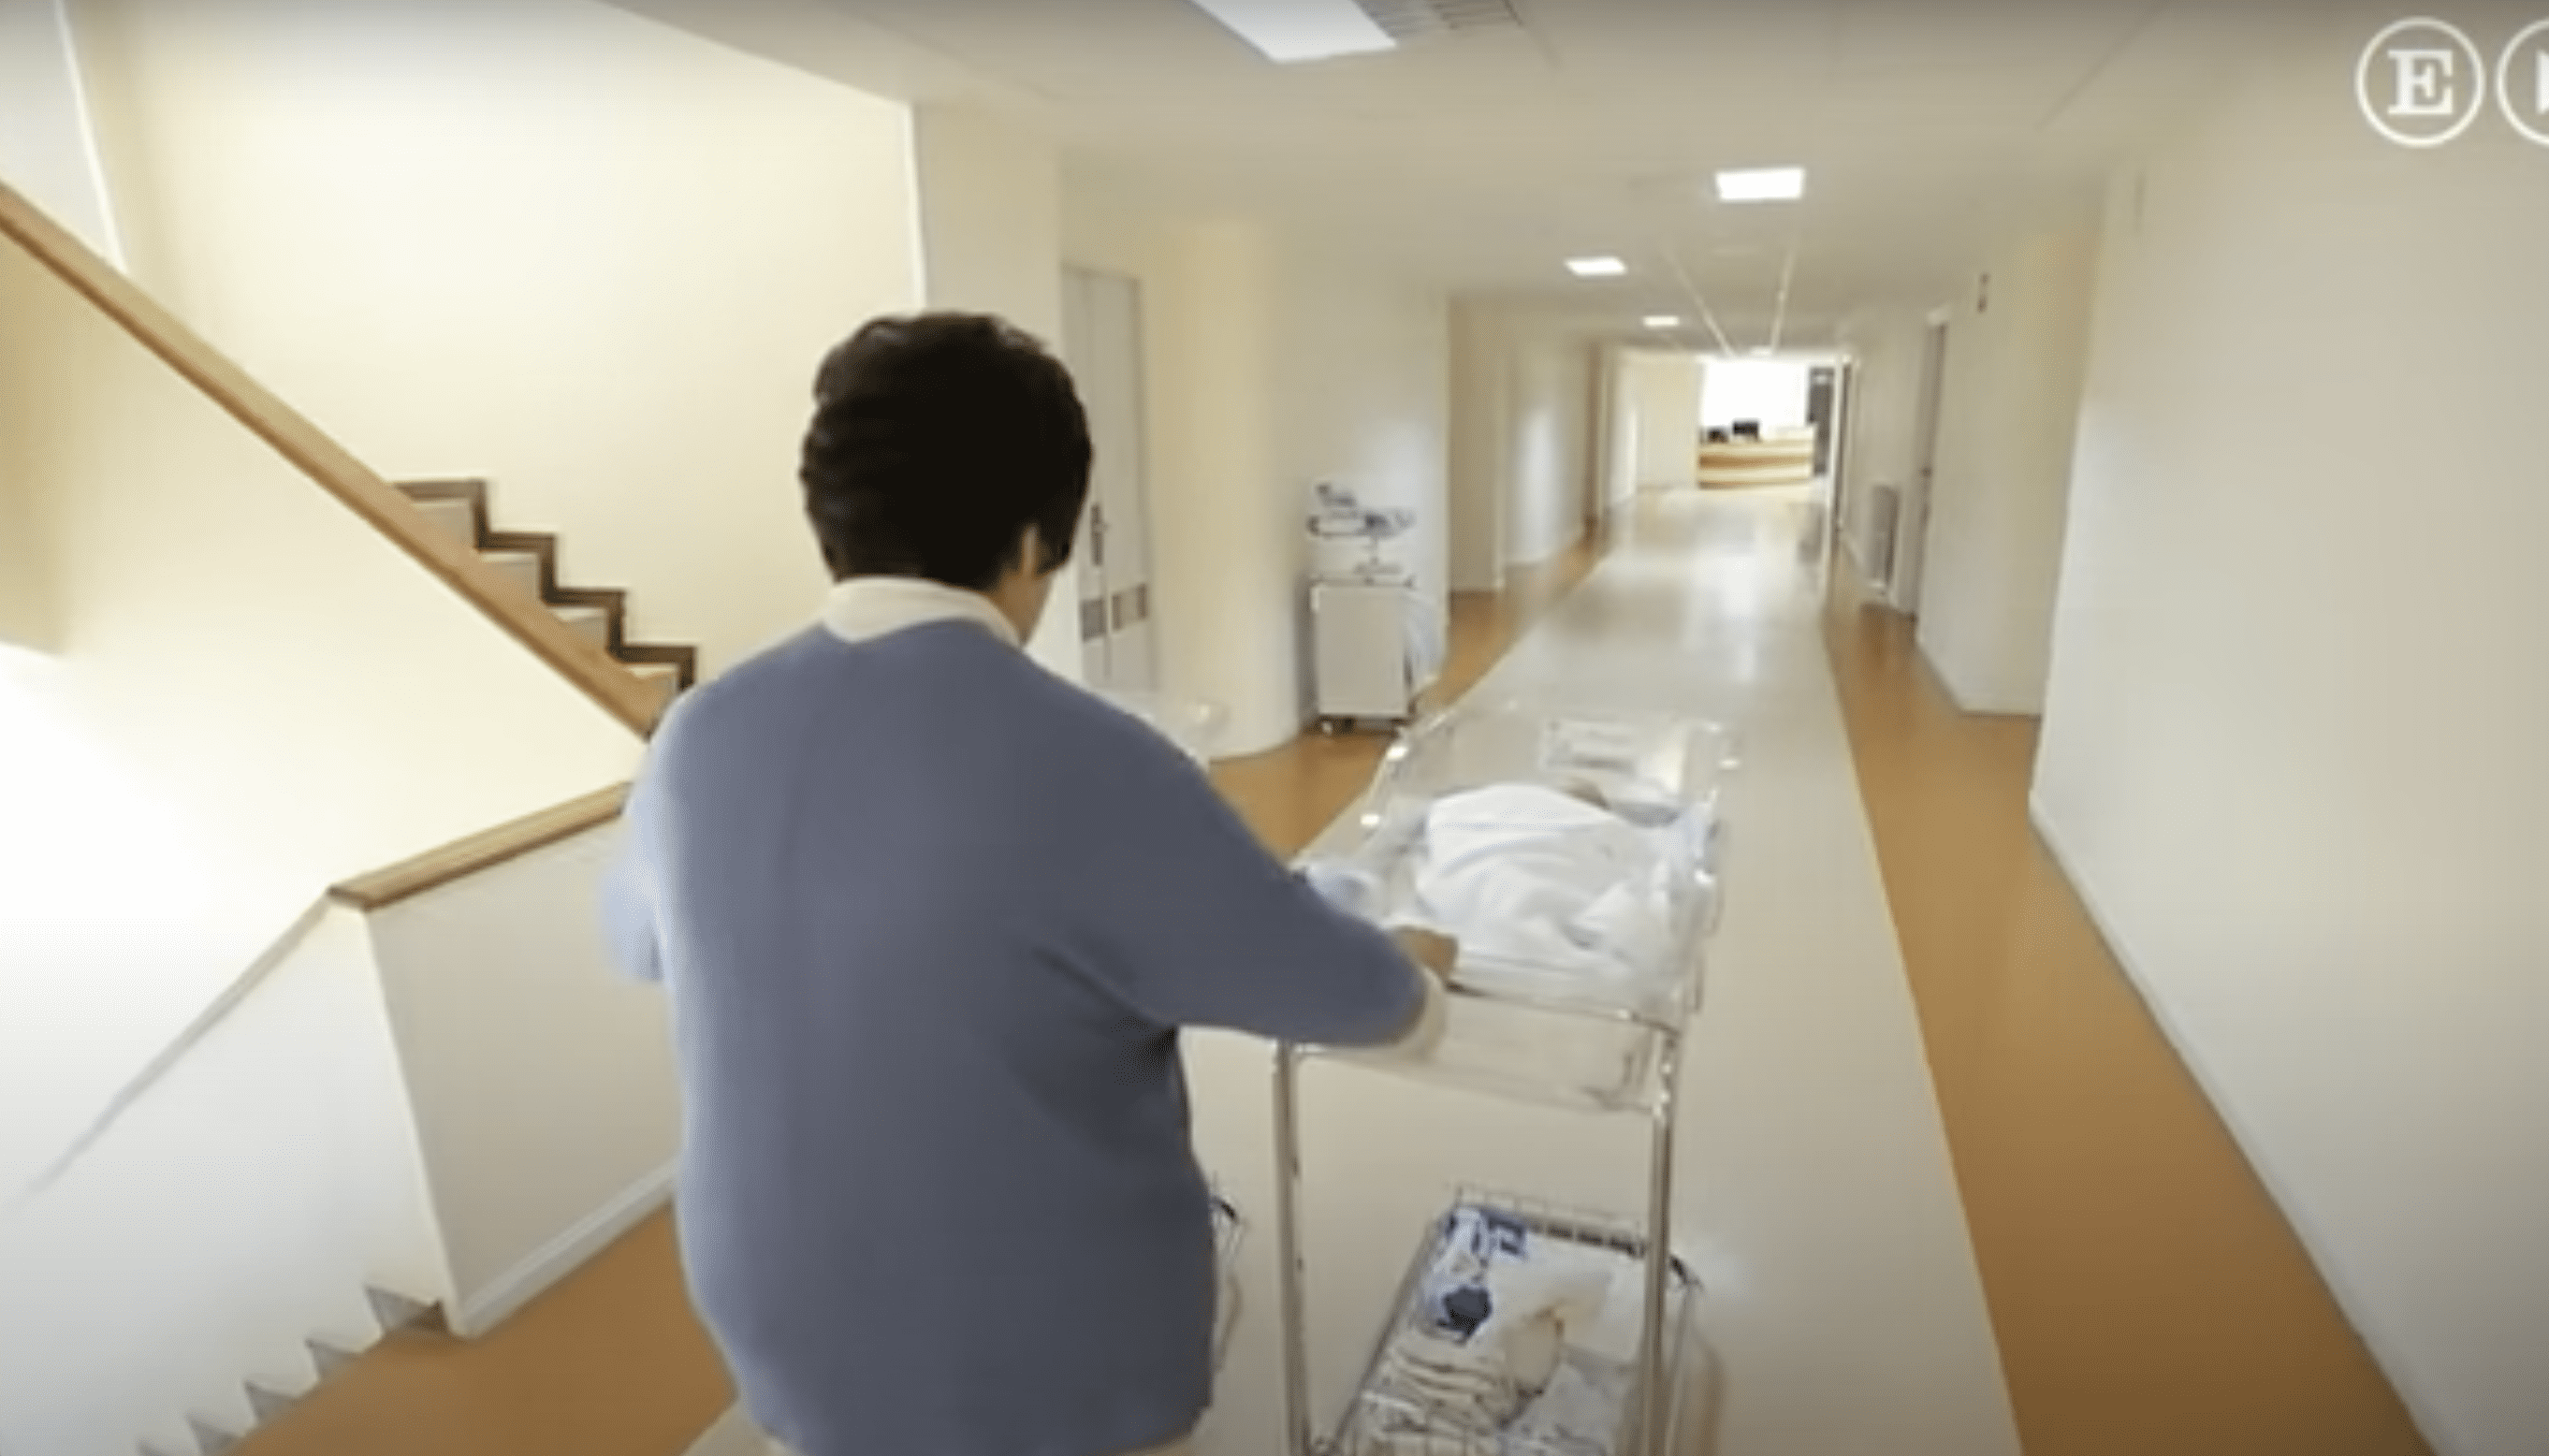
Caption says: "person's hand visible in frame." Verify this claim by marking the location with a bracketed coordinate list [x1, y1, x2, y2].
[1391, 927, 1459, 981]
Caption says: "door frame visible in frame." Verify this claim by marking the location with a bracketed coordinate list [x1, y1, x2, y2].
[1892, 307, 1954, 616]
[1061, 266, 1159, 691]
[1821, 359, 1857, 574]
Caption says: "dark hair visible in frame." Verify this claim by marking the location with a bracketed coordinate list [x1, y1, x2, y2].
[800, 313, 1092, 589]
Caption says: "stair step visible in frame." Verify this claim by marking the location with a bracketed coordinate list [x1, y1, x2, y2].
[364, 1286, 437, 1334]
[306, 1336, 364, 1380]
[399, 476, 701, 715]
[186, 1415, 240, 1455]
[481, 549, 544, 598]
[629, 662, 681, 709]
[243, 1379, 301, 1424]
[554, 604, 611, 647]
[411, 497, 477, 549]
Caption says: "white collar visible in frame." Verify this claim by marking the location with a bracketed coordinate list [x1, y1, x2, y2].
[819, 576, 1022, 649]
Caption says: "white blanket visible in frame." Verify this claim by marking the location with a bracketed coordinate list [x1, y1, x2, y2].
[1405, 784, 1700, 995]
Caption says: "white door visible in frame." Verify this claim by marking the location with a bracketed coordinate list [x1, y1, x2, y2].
[1894, 318, 1951, 615]
[1060, 268, 1158, 691]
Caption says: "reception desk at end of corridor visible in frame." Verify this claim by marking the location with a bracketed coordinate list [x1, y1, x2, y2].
[1698, 429, 1817, 488]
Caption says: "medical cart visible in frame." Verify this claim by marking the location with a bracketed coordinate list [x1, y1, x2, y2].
[1274, 702, 1737, 1456]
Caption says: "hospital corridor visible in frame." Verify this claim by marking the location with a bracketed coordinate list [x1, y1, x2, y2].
[2, 3, 2542, 1456]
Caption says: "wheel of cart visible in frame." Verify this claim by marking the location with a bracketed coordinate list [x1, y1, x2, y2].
[1274, 701, 1738, 1456]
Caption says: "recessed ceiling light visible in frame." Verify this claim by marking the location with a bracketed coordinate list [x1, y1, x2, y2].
[1187, 0, 1395, 64]
[1749, 346, 1775, 357]
[1566, 255, 1627, 278]
[1642, 314, 1682, 328]
[1716, 167, 1806, 203]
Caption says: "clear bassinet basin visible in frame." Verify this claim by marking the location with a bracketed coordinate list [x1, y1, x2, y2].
[1297, 703, 1736, 1110]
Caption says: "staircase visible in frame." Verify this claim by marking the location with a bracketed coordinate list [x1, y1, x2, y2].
[395, 479, 696, 712]
[136, 1286, 444, 1456]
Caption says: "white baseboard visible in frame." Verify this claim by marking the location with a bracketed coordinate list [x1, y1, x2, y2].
[448, 1161, 677, 1337]
[2025, 798, 2459, 1456]
[1911, 630, 1983, 714]
[1909, 629, 2044, 719]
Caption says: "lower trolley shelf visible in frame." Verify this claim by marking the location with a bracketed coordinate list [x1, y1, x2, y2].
[1328, 1194, 1700, 1456]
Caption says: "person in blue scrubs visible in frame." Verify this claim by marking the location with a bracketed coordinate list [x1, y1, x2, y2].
[604, 313, 1450, 1456]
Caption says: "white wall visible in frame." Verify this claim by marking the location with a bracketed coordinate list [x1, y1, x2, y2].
[1447, 306, 1597, 571]
[367, 821, 678, 1337]
[1592, 344, 1628, 507]
[0, 905, 447, 1456]
[76, 0, 923, 677]
[1699, 359, 1812, 432]
[0, 228, 641, 1207]
[0, 442, 51, 653]
[910, 104, 1084, 681]
[1272, 245, 1451, 619]
[1624, 350, 1702, 490]
[1063, 190, 1450, 755]
[1447, 300, 1510, 590]
[1502, 329, 1595, 566]
[2033, 12, 2549, 1453]
[1915, 223, 2100, 714]
[0, 0, 119, 263]
[1273, 247, 1449, 718]
[1090, 214, 1293, 755]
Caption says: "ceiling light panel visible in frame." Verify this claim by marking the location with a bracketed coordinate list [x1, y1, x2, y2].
[1566, 255, 1627, 277]
[1716, 167, 1807, 203]
[1643, 315, 1682, 328]
[1353, 0, 1527, 42]
[1188, 0, 1397, 63]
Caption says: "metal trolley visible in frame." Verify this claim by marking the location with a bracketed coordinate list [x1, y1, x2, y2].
[1272, 702, 1736, 1456]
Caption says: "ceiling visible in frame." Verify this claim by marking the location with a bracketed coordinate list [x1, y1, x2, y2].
[616, 0, 2306, 349]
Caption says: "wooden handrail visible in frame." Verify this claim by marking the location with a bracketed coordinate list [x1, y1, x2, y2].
[0, 183, 663, 735]
[331, 784, 630, 911]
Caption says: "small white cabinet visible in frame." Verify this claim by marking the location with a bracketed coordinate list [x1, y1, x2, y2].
[1311, 581, 1419, 727]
